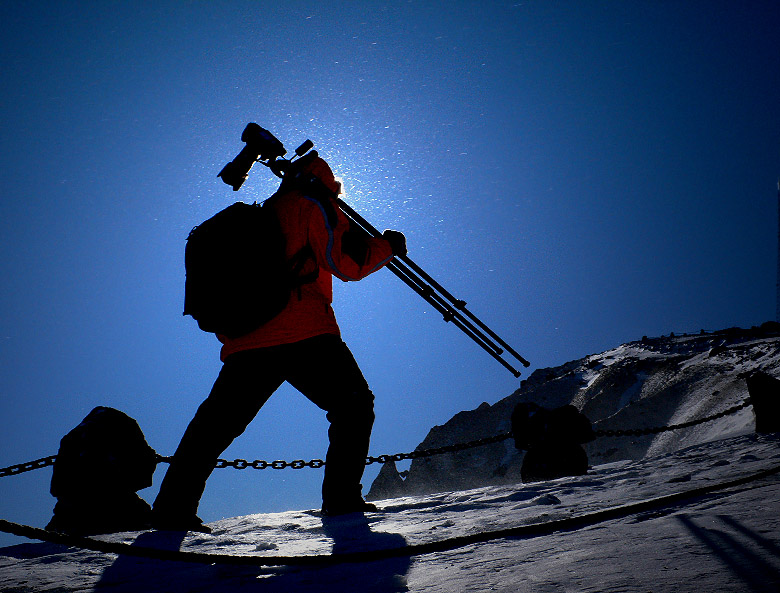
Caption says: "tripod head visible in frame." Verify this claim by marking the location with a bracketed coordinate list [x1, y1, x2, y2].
[217, 123, 315, 191]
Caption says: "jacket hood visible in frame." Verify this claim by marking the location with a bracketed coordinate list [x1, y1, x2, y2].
[288, 154, 342, 195]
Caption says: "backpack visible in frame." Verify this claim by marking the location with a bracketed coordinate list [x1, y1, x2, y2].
[183, 200, 316, 338]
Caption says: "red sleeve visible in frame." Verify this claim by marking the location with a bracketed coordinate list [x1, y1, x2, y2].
[305, 196, 394, 281]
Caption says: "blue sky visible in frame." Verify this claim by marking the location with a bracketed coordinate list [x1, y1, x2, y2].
[1, 1, 778, 542]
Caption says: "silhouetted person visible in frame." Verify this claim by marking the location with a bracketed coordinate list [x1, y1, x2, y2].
[152, 155, 406, 532]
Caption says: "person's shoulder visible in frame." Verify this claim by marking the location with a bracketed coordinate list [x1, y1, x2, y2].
[273, 190, 338, 225]
[270, 190, 309, 210]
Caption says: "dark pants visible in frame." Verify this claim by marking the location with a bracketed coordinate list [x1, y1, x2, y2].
[153, 334, 375, 517]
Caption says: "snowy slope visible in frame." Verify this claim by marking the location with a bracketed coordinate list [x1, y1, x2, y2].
[1, 432, 779, 592]
[369, 324, 779, 499]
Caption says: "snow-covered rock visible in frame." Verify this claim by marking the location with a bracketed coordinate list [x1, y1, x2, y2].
[368, 323, 780, 500]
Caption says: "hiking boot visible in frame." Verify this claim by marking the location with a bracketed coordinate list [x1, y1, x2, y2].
[151, 512, 212, 533]
[321, 499, 378, 517]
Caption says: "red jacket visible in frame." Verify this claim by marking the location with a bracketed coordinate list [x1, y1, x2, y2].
[218, 190, 394, 360]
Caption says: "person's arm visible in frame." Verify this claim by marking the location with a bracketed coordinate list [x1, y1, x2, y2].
[305, 197, 400, 281]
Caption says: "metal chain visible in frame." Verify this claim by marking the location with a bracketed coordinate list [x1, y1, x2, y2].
[211, 458, 326, 470]
[0, 398, 752, 477]
[364, 431, 514, 467]
[157, 432, 516, 473]
[594, 398, 752, 438]
[0, 455, 57, 478]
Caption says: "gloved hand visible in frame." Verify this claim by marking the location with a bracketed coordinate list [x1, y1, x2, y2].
[382, 229, 407, 257]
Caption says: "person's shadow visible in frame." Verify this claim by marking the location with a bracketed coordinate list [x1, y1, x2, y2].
[315, 513, 411, 591]
[96, 513, 411, 592]
[678, 514, 780, 593]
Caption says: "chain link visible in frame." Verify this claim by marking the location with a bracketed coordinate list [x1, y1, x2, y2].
[0, 398, 753, 477]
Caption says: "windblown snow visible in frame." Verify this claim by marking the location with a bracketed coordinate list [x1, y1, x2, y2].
[1, 324, 779, 592]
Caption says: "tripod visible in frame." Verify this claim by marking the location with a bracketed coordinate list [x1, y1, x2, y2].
[218, 123, 530, 377]
[336, 198, 530, 378]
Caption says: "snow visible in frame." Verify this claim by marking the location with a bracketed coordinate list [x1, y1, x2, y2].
[1, 433, 779, 592]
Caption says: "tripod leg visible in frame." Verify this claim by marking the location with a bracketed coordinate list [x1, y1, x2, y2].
[336, 198, 529, 375]
[386, 261, 521, 377]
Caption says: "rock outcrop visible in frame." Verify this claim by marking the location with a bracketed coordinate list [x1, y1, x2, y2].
[368, 322, 780, 500]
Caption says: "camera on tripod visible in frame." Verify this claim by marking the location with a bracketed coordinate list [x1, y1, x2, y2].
[217, 123, 314, 191]
[215, 122, 530, 376]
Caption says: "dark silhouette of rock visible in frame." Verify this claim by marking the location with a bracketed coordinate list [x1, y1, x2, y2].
[511, 402, 594, 482]
[746, 371, 780, 434]
[46, 407, 158, 535]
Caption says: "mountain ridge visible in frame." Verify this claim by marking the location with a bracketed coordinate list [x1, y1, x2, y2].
[368, 322, 780, 500]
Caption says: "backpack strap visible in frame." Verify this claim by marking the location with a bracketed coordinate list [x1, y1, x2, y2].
[264, 190, 329, 299]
